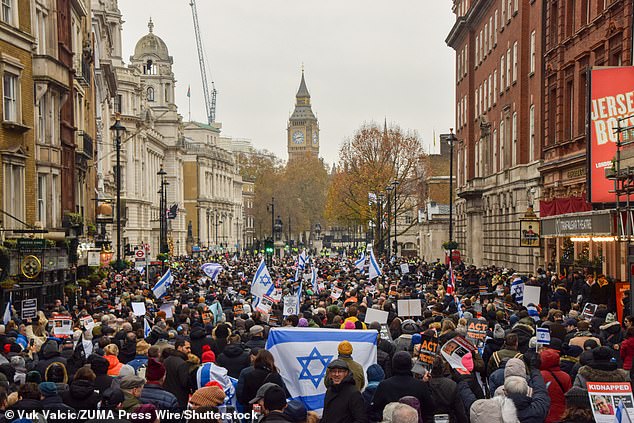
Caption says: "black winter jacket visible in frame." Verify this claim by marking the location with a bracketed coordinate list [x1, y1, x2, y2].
[322, 373, 368, 423]
[216, 343, 251, 378]
[62, 379, 101, 410]
[163, 350, 191, 408]
[369, 372, 433, 422]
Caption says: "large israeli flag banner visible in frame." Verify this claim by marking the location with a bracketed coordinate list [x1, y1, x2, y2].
[354, 251, 366, 272]
[201, 263, 224, 281]
[152, 269, 173, 299]
[266, 328, 377, 416]
[511, 277, 525, 304]
[250, 259, 275, 301]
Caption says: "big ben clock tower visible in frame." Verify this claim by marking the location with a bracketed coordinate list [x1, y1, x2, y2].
[287, 70, 319, 161]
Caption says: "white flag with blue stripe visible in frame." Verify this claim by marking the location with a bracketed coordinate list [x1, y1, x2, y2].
[195, 362, 237, 411]
[144, 318, 151, 338]
[201, 263, 224, 281]
[250, 258, 275, 300]
[2, 293, 11, 325]
[616, 399, 632, 423]
[354, 251, 366, 272]
[368, 249, 382, 280]
[266, 327, 377, 416]
[311, 267, 319, 293]
[298, 250, 308, 270]
[152, 269, 173, 299]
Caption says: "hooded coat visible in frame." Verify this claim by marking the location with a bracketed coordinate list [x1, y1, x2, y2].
[35, 340, 67, 376]
[89, 354, 114, 394]
[190, 327, 215, 359]
[104, 354, 123, 376]
[216, 343, 251, 378]
[369, 371, 433, 422]
[539, 348, 571, 423]
[321, 372, 368, 423]
[62, 378, 101, 410]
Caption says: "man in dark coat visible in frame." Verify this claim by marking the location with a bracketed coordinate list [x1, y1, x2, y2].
[39, 382, 76, 412]
[89, 354, 114, 394]
[35, 339, 67, 377]
[321, 359, 367, 423]
[260, 385, 294, 423]
[140, 358, 180, 421]
[163, 339, 191, 408]
[217, 339, 252, 379]
[369, 351, 432, 422]
[190, 326, 214, 359]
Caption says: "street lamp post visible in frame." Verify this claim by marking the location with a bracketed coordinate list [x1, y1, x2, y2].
[448, 129, 456, 264]
[157, 166, 169, 255]
[391, 180, 400, 257]
[377, 193, 385, 255]
[110, 115, 126, 270]
[268, 197, 275, 242]
[385, 185, 393, 256]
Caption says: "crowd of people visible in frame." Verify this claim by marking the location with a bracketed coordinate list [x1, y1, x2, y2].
[0, 251, 629, 423]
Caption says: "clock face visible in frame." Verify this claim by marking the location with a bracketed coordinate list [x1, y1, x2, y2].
[312, 131, 318, 145]
[292, 130, 304, 144]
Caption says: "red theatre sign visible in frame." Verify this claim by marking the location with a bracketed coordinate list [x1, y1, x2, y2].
[589, 66, 634, 203]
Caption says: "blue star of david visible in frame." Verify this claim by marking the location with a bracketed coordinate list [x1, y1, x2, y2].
[260, 274, 272, 286]
[297, 347, 334, 388]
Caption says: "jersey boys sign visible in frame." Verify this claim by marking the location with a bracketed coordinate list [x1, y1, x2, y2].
[589, 66, 634, 203]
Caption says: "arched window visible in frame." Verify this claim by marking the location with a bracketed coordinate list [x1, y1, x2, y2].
[147, 87, 154, 102]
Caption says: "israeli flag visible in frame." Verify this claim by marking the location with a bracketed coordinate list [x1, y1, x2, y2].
[311, 268, 319, 294]
[511, 277, 525, 304]
[616, 399, 632, 423]
[298, 250, 308, 270]
[152, 269, 173, 299]
[143, 318, 151, 338]
[2, 293, 11, 325]
[297, 280, 303, 305]
[354, 251, 366, 272]
[266, 328, 377, 416]
[250, 259, 275, 300]
[195, 362, 237, 411]
[368, 249, 382, 280]
[201, 263, 224, 281]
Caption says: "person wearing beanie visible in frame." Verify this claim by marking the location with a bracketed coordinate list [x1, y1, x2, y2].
[212, 323, 231, 356]
[487, 333, 524, 377]
[482, 324, 505, 375]
[329, 340, 365, 391]
[201, 345, 216, 363]
[89, 353, 115, 395]
[574, 345, 630, 388]
[39, 381, 75, 412]
[560, 386, 594, 423]
[321, 360, 366, 423]
[297, 318, 309, 327]
[10, 355, 26, 385]
[189, 385, 226, 409]
[127, 340, 150, 374]
[140, 358, 180, 413]
[369, 351, 432, 422]
[362, 364, 385, 409]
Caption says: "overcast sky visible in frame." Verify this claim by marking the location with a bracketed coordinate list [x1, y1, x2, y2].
[118, 1, 456, 165]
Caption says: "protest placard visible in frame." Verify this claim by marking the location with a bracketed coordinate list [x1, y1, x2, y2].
[21, 299, 37, 320]
[440, 336, 476, 374]
[522, 285, 541, 307]
[397, 299, 422, 317]
[364, 308, 389, 324]
[159, 302, 173, 318]
[583, 303, 598, 320]
[131, 302, 146, 317]
[400, 264, 410, 274]
[283, 296, 299, 316]
[417, 334, 439, 370]
[52, 317, 73, 336]
[256, 297, 273, 314]
[80, 316, 95, 332]
[587, 382, 634, 423]
[465, 318, 487, 347]
[331, 287, 343, 300]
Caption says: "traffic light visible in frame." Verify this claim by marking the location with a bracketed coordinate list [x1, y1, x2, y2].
[264, 239, 274, 255]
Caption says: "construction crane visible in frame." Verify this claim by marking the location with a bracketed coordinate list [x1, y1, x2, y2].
[189, 0, 217, 124]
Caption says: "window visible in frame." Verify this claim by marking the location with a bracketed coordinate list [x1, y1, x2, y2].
[512, 41, 518, 82]
[114, 94, 122, 113]
[499, 120, 505, 169]
[480, 30, 484, 62]
[494, 10, 498, 44]
[493, 129, 498, 172]
[501, 0, 506, 26]
[2, 72, 17, 122]
[500, 57, 505, 93]
[550, 1, 559, 47]
[493, 70, 498, 104]
[513, 0, 519, 14]
[529, 105, 535, 162]
[1, 0, 13, 25]
[582, 0, 590, 25]
[475, 88, 479, 117]
[3, 162, 25, 229]
[147, 86, 154, 102]
[566, 0, 576, 37]
[488, 18, 493, 52]
[37, 174, 46, 225]
[484, 25, 488, 56]
[506, 48, 511, 88]
[488, 74, 492, 109]
[37, 98, 46, 143]
[465, 43, 468, 74]
[530, 31, 536, 74]
[565, 78, 573, 140]
[475, 140, 480, 177]
[35, 8, 47, 55]
[475, 35, 479, 65]
[52, 174, 59, 226]
[507, 0, 512, 20]
[511, 112, 517, 166]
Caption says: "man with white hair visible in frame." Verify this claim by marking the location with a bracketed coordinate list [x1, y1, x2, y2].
[391, 403, 418, 423]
